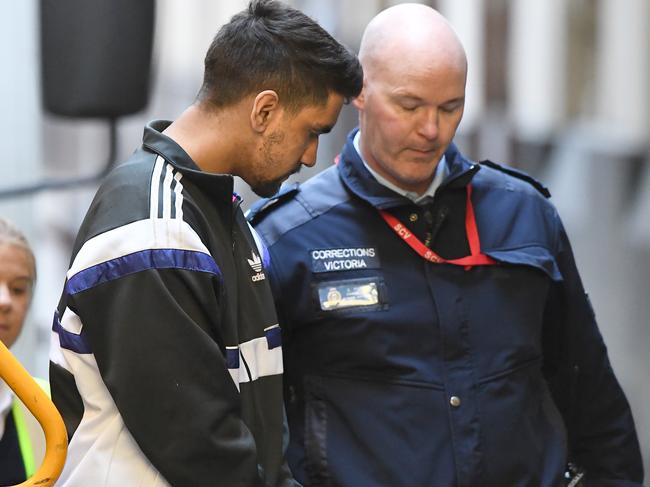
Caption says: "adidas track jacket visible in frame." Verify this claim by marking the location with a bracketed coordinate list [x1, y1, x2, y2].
[50, 120, 293, 486]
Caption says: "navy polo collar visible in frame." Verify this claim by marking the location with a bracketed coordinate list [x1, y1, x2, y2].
[337, 128, 480, 209]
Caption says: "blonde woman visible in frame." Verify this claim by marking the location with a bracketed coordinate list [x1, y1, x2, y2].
[0, 218, 46, 484]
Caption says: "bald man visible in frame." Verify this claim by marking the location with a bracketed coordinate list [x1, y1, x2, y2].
[249, 4, 643, 486]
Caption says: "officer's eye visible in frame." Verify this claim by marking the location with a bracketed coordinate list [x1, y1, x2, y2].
[394, 95, 421, 112]
[440, 101, 463, 114]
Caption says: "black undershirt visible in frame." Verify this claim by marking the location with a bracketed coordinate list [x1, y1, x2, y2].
[0, 410, 27, 485]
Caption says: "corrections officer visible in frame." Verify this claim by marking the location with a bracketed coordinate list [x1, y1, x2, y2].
[249, 4, 643, 486]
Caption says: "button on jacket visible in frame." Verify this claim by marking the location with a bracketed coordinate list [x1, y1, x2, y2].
[249, 129, 644, 487]
[50, 121, 293, 487]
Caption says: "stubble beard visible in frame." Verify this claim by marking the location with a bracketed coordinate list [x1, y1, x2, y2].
[251, 130, 289, 198]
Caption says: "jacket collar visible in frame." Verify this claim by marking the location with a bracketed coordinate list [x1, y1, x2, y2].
[142, 120, 234, 205]
[338, 128, 480, 209]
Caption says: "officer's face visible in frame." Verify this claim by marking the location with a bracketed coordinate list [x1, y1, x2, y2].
[250, 92, 344, 197]
[354, 50, 466, 194]
[0, 243, 34, 348]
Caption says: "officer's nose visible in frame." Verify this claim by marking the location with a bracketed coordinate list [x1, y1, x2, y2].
[418, 109, 439, 141]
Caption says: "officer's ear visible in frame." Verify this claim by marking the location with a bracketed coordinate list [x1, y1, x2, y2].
[352, 80, 366, 111]
[250, 90, 280, 133]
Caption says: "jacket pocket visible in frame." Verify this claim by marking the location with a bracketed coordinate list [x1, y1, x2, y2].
[298, 374, 457, 487]
[486, 244, 562, 281]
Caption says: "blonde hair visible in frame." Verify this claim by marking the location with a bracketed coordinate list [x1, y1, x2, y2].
[0, 218, 36, 282]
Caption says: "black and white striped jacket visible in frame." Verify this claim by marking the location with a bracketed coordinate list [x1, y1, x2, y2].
[50, 120, 293, 486]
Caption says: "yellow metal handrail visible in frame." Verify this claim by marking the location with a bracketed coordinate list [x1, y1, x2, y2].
[0, 341, 67, 486]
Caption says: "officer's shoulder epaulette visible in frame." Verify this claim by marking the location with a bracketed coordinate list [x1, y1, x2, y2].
[479, 159, 551, 198]
[246, 182, 301, 224]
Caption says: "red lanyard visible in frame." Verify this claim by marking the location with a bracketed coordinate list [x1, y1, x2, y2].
[379, 184, 496, 268]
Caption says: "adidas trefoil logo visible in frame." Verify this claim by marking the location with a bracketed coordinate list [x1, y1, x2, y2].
[247, 251, 263, 272]
[247, 251, 265, 282]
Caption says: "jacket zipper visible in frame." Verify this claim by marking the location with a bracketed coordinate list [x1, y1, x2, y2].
[424, 206, 449, 247]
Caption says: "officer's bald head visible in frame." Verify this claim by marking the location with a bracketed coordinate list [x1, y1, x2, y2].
[352, 4, 468, 196]
[358, 3, 467, 82]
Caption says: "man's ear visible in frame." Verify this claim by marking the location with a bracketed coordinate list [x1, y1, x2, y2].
[250, 90, 280, 133]
[351, 79, 367, 110]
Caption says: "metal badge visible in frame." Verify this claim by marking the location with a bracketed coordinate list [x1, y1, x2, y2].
[317, 279, 380, 311]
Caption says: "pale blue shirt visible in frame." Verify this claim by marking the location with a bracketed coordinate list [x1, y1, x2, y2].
[353, 131, 447, 205]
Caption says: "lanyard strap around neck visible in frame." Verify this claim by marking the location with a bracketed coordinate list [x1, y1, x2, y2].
[378, 184, 496, 268]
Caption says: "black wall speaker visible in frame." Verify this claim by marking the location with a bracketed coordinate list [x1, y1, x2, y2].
[40, 0, 155, 118]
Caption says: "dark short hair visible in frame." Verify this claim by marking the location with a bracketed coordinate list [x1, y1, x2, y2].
[197, 0, 362, 111]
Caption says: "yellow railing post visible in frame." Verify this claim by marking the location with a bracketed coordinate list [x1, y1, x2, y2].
[0, 341, 67, 486]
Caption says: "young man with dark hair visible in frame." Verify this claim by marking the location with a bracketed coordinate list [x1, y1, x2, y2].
[199, 0, 361, 111]
[49, 1, 361, 485]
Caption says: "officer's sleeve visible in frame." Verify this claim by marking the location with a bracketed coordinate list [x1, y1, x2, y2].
[66, 255, 264, 486]
[547, 217, 644, 486]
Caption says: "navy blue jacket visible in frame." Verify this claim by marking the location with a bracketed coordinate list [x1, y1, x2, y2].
[249, 130, 644, 487]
